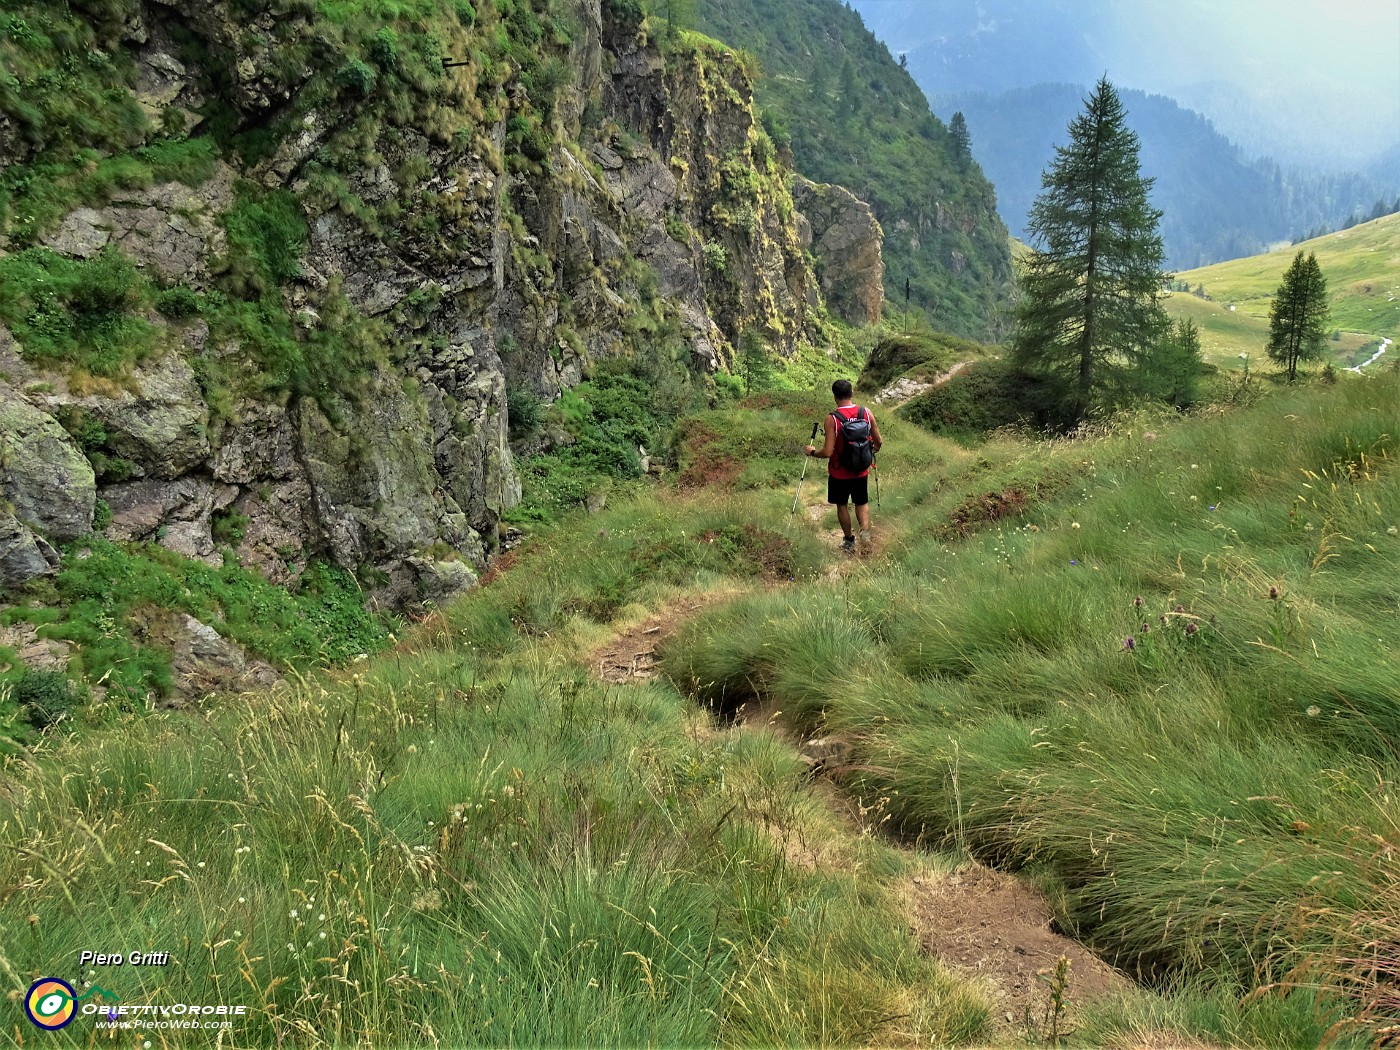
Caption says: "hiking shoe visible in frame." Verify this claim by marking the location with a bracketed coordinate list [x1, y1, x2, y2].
[840, 534, 856, 552]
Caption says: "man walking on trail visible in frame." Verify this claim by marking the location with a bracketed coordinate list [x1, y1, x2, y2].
[805, 379, 883, 552]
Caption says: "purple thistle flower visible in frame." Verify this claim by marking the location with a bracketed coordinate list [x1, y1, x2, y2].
[1185, 621, 1199, 636]
[1269, 586, 1280, 600]
[1133, 596, 1144, 608]
[1122, 636, 1135, 651]
[1140, 622, 1151, 633]
[1174, 604, 1186, 614]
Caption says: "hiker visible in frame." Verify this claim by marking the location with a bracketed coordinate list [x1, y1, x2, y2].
[805, 379, 882, 552]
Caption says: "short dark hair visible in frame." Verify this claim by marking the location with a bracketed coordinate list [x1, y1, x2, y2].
[832, 379, 853, 399]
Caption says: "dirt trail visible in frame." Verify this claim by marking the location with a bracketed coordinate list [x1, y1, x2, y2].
[581, 592, 1142, 1036]
[590, 592, 735, 684]
[904, 864, 1132, 1035]
[873, 359, 974, 406]
[805, 496, 885, 575]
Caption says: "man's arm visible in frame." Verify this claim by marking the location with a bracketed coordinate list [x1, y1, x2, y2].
[805, 415, 837, 458]
[870, 412, 883, 454]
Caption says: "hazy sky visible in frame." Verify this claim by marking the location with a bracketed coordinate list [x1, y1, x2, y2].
[1104, 0, 1397, 97]
[852, 0, 1400, 166]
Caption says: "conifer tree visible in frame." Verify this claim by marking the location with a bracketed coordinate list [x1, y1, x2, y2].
[1266, 250, 1329, 381]
[1145, 317, 1204, 408]
[838, 58, 859, 119]
[949, 111, 971, 161]
[1010, 78, 1169, 426]
[661, 0, 695, 44]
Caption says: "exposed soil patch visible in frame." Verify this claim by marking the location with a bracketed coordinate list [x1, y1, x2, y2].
[675, 422, 746, 489]
[587, 592, 735, 684]
[940, 486, 1032, 538]
[905, 863, 1131, 1035]
[697, 524, 796, 579]
[478, 548, 521, 587]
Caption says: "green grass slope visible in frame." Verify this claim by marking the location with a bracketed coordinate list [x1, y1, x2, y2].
[0, 489, 994, 1046]
[1167, 212, 1400, 369]
[5, 352, 1397, 1045]
[668, 374, 1400, 1044]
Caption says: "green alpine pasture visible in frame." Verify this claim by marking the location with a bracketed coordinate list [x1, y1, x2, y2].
[1167, 211, 1399, 369]
[5, 345, 1397, 1045]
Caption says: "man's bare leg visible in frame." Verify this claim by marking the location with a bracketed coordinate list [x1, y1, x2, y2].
[836, 504, 854, 539]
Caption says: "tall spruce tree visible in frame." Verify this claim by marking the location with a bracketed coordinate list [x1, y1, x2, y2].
[1266, 250, 1329, 381]
[1011, 78, 1169, 426]
[949, 111, 972, 161]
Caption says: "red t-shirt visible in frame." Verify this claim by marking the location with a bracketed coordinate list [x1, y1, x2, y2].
[827, 404, 875, 479]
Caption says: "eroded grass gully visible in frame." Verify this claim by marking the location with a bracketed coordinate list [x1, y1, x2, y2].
[577, 578, 1142, 1039]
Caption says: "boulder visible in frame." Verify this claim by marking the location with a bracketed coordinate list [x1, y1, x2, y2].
[170, 615, 282, 699]
[0, 513, 60, 588]
[0, 387, 96, 542]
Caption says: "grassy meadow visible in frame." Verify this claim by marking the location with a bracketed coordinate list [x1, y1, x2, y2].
[1166, 212, 1400, 369]
[665, 368, 1400, 1045]
[3, 358, 1398, 1046]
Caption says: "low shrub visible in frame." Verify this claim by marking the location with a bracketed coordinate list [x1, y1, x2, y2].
[13, 668, 79, 727]
[0, 246, 159, 375]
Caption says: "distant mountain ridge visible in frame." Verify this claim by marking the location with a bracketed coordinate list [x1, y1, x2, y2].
[848, 0, 1400, 174]
[941, 83, 1399, 270]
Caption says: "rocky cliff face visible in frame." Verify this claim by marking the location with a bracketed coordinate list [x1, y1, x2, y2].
[792, 177, 884, 326]
[0, 0, 862, 617]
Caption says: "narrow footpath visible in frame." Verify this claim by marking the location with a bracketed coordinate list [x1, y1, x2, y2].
[582, 592, 1153, 1043]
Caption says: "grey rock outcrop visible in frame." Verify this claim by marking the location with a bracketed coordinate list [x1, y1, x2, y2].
[0, 514, 60, 589]
[0, 0, 848, 628]
[0, 385, 96, 544]
[792, 176, 885, 326]
[43, 164, 235, 285]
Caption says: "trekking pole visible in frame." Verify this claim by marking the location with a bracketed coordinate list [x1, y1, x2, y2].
[873, 457, 881, 508]
[789, 420, 821, 525]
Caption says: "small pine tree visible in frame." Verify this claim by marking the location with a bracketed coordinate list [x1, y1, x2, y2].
[838, 57, 859, 119]
[1144, 317, 1204, 409]
[662, 0, 695, 45]
[1266, 250, 1329, 382]
[738, 330, 776, 393]
[1010, 78, 1168, 426]
[949, 111, 971, 161]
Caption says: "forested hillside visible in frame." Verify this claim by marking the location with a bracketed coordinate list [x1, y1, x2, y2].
[696, 0, 1014, 339]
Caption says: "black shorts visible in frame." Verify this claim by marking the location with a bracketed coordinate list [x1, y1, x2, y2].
[827, 475, 869, 506]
